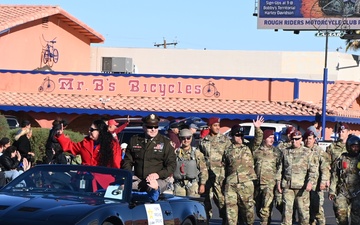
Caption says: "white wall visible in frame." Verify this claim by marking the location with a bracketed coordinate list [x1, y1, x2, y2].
[90, 47, 360, 81]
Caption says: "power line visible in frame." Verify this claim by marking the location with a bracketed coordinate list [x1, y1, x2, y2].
[154, 39, 178, 48]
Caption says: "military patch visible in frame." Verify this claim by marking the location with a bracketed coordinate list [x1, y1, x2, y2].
[133, 145, 142, 149]
[154, 143, 164, 152]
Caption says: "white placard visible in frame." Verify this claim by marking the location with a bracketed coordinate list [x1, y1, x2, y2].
[145, 204, 163, 225]
[104, 185, 123, 200]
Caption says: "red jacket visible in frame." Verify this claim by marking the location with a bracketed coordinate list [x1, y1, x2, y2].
[56, 134, 121, 168]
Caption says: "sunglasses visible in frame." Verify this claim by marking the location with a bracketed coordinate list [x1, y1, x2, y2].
[292, 137, 301, 141]
[234, 134, 243, 137]
[180, 136, 192, 140]
[89, 127, 99, 132]
[146, 126, 159, 129]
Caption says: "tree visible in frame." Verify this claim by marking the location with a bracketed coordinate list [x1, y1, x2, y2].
[344, 30, 360, 52]
[0, 115, 10, 138]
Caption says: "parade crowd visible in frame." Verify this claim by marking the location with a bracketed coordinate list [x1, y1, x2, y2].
[0, 114, 360, 225]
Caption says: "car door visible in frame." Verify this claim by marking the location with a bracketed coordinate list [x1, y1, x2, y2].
[130, 201, 174, 225]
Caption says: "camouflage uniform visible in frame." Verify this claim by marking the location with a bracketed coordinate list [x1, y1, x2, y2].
[199, 133, 231, 220]
[224, 143, 256, 225]
[253, 128, 282, 225]
[326, 141, 347, 167]
[326, 140, 347, 224]
[276, 145, 317, 225]
[309, 144, 331, 225]
[329, 152, 360, 225]
[273, 140, 292, 214]
[173, 147, 208, 197]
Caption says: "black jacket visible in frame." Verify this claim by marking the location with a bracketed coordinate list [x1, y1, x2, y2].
[0, 154, 20, 171]
[122, 133, 176, 180]
[13, 135, 31, 159]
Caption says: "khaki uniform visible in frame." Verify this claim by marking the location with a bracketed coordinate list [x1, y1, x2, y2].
[309, 145, 331, 225]
[173, 147, 208, 197]
[224, 143, 256, 225]
[276, 145, 317, 225]
[329, 152, 360, 225]
[253, 128, 282, 225]
[199, 133, 231, 220]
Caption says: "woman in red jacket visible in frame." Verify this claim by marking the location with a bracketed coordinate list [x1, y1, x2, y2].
[56, 119, 121, 168]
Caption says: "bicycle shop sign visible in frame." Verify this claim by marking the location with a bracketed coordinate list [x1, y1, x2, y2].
[53, 77, 221, 98]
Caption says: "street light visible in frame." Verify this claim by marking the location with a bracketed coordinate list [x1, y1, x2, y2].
[321, 31, 329, 140]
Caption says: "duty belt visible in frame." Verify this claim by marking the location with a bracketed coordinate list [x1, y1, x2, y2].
[174, 179, 196, 188]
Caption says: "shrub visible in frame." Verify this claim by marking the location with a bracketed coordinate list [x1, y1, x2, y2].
[0, 115, 10, 138]
[9, 128, 84, 163]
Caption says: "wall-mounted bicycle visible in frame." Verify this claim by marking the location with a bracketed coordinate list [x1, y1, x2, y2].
[42, 37, 59, 67]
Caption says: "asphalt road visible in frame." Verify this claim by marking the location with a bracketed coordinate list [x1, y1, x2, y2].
[210, 192, 337, 225]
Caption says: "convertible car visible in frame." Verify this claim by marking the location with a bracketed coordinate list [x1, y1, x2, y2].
[0, 165, 208, 225]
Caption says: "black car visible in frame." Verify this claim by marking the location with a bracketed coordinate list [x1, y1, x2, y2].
[0, 164, 207, 225]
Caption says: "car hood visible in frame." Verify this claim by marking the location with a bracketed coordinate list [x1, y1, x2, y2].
[0, 193, 116, 224]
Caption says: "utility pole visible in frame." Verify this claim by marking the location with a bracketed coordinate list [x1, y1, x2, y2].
[154, 39, 178, 48]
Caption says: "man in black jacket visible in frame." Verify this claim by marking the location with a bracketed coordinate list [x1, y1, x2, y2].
[122, 113, 176, 193]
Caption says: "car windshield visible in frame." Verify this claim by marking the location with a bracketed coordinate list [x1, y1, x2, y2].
[0, 165, 132, 203]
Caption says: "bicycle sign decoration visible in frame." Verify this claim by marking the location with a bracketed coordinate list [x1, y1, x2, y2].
[41, 35, 59, 67]
[202, 81, 220, 98]
[38, 76, 56, 93]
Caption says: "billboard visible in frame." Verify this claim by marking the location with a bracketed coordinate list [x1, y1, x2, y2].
[257, 0, 360, 30]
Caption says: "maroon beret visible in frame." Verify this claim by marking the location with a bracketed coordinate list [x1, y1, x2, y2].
[286, 126, 296, 135]
[303, 130, 315, 140]
[263, 129, 275, 140]
[338, 123, 350, 132]
[208, 117, 220, 126]
[290, 130, 302, 139]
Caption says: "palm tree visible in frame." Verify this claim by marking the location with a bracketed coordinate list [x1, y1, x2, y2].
[345, 30, 360, 52]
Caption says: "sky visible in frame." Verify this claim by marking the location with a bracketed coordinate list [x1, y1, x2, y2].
[2, 0, 356, 54]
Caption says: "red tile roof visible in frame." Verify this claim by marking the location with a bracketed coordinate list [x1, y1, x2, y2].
[0, 5, 104, 43]
[0, 87, 353, 118]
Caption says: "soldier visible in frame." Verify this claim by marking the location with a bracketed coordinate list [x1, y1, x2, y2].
[277, 126, 295, 150]
[224, 124, 256, 225]
[329, 134, 360, 225]
[276, 130, 317, 225]
[275, 125, 295, 215]
[326, 123, 350, 166]
[303, 130, 330, 225]
[173, 129, 208, 197]
[326, 123, 350, 223]
[199, 117, 231, 224]
[252, 117, 282, 225]
[122, 113, 176, 193]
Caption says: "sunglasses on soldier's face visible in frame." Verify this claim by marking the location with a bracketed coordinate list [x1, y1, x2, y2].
[146, 126, 159, 129]
[180, 136, 192, 141]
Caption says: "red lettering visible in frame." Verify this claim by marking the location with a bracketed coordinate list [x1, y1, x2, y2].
[168, 84, 175, 93]
[109, 82, 115, 91]
[58, 78, 74, 90]
[177, 81, 183, 94]
[143, 83, 148, 92]
[194, 85, 201, 94]
[185, 85, 191, 94]
[76, 81, 84, 90]
[159, 84, 166, 96]
[150, 84, 156, 92]
[93, 79, 103, 91]
[129, 80, 139, 92]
